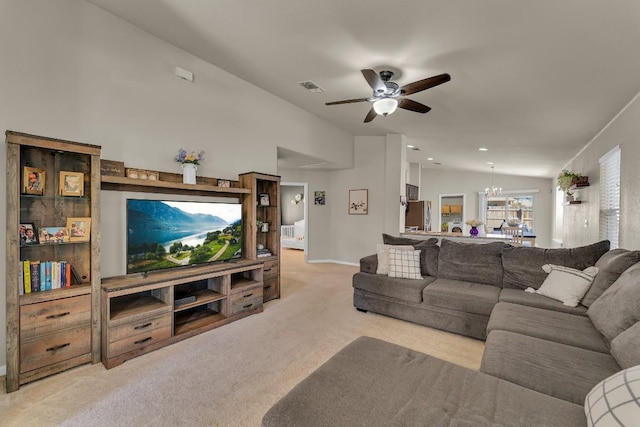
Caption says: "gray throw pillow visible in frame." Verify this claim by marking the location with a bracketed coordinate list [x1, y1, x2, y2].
[382, 234, 438, 248]
[501, 240, 610, 290]
[437, 239, 506, 287]
[420, 245, 439, 277]
[581, 249, 640, 307]
[587, 262, 640, 342]
[610, 321, 640, 369]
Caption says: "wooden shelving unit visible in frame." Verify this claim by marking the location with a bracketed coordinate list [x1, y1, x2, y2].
[101, 174, 251, 197]
[5, 131, 101, 392]
[239, 172, 281, 302]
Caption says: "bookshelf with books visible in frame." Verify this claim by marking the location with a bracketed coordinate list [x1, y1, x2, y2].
[5, 131, 101, 392]
[239, 172, 281, 302]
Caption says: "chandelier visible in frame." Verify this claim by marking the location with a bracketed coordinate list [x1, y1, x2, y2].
[485, 166, 502, 197]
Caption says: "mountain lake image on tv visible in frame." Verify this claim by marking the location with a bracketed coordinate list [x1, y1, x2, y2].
[126, 199, 242, 274]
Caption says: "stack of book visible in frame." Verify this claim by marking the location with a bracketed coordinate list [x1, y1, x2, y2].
[257, 248, 272, 258]
[18, 260, 80, 294]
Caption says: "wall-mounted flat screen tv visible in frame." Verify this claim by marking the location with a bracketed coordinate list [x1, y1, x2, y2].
[126, 199, 242, 274]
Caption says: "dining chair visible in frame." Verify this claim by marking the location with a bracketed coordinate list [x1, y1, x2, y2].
[502, 226, 524, 246]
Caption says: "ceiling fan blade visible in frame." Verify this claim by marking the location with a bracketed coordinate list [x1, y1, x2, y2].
[398, 98, 431, 114]
[325, 97, 370, 105]
[364, 107, 377, 123]
[361, 69, 386, 95]
[400, 73, 451, 96]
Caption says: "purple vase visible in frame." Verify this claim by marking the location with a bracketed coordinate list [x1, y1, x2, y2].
[470, 226, 479, 236]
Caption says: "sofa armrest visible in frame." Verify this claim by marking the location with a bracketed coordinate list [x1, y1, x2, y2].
[360, 254, 378, 274]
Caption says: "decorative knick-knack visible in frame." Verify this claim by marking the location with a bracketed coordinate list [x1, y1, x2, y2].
[182, 163, 197, 184]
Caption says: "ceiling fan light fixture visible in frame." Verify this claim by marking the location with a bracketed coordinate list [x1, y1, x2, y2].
[373, 98, 398, 116]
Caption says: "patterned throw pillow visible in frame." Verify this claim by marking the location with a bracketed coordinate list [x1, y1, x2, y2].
[388, 248, 422, 280]
[526, 264, 599, 307]
[375, 244, 414, 275]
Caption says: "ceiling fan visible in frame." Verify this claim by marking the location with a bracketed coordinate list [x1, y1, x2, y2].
[326, 69, 451, 123]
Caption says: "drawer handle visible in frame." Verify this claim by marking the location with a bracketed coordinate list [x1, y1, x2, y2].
[134, 322, 153, 330]
[264, 268, 272, 272]
[243, 293, 253, 298]
[243, 303, 253, 309]
[46, 311, 70, 319]
[134, 337, 153, 345]
[264, 285, 271, 290]
[46, 343, 70, 352]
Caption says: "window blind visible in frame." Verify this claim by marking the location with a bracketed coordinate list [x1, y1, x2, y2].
[599, 146, 621, 249]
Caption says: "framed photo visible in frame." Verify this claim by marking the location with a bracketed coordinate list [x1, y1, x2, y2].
[348, 189, 368, 215]
[218, 179, 231, 188]
[39, 226, 70, 244]
[66, 217, 91, 242]
[22, 167, 46, 195]
[59, 171, 84, 196]
[259, 193, 270, 206]
[19, 223, 38, 245]
[314, 191, 326, 205]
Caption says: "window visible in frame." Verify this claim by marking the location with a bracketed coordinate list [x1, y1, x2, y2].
[599, 146, 621, 248]
[479, 190, 538, 232]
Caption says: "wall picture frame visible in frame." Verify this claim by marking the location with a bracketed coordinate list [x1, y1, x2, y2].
[314, 191, 326, 205]
[22, 166, 45, 195]
[217, 179, 231, 188]
[19, 223, 38, 245]
[259, 193, 270, 206]
[59, 171, 84, 196]
[39, 226, 71, 244]
[67, 217, 91, 242]
[349, 189, 368, 215]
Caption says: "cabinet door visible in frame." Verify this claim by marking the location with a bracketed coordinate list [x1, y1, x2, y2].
[450, 204, 463, 214]
[441, 205, 450, 214]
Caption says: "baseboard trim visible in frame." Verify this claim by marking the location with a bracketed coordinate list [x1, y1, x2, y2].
[307, 259, 359, 267]
[0, 365, 6, 376]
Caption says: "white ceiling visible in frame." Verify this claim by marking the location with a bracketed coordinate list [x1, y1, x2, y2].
[86, 0, 640, 177]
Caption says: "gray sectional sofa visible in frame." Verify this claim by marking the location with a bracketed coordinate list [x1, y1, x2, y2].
[263, 237, 640, 426]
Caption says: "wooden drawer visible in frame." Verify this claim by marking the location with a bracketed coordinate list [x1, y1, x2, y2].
[20, 325, 91, 373]
[108, 325, 172, 358]
[109, 313, 171, 343]
[263, 260, 279, 278]
[231, 296, 262, 315]
[230, 285, 263, 305]
[263, 277, 279, 302]
[21, 294, 91, 340]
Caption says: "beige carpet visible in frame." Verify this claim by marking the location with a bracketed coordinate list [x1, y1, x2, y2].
[0, 249, 484, 426]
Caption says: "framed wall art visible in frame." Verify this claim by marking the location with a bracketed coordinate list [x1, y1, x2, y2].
[349, 189, 368, 215]
[314, 191, 326, 205]
[59, 171, 84, 196]
[22, 166, 45, 195]
[67, 217, 91, 242]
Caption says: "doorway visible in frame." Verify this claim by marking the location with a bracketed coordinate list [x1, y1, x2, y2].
[280, 182, 308, 257]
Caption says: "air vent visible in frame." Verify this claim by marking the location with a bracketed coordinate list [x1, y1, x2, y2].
[298, 80, 325, 93]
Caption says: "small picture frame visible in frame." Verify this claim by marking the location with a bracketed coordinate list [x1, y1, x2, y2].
[39, 226, 70, 244]
[218, 179, 231, 188]
[66, 217, 91, 242]
[22, 167, 46, 195]
[314, 191, 326, 205]
[259, 193, 270, 206]
[349, 189, 368, 215]
[59, 171, 84, 196]
[19, 223, 38, 245]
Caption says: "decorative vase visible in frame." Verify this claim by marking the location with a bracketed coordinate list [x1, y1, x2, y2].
[182, 163, 197, 184]
[470, 226, 479, 236]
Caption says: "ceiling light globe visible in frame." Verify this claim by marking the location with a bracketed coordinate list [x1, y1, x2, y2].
[373, 98, 398, 116]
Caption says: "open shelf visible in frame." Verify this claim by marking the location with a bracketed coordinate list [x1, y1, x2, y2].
[110, 293, 168, 321]
[173, 289, 226, 312]
[174, 307, 227, 335]
[101, 175, 251, 196]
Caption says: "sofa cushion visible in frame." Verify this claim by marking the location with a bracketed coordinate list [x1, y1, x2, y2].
[262, 336, 586, 427]
[359, 254, 378, 274]
[587, 262, 640, 342]
[388, 248, 421, 279]
[352, 272, 434, 303]
[481, 330, 620, 405]
[610, 321, 640, 369]
[420, 244, 439, 277]
[422, 279, 500, 316]
[529, 264, 599, 307]
[501, 240, 610, 290]
[581, 249, 640, 307]
[375, 244, 414, 274]
[499, 288, 588, 316]
[487, 302, 609, 353]
[382, 233, 438, 248]
[437, 239, 507, 287]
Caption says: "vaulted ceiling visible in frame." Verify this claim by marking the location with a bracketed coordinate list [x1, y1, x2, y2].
[87, 0, 640, 177]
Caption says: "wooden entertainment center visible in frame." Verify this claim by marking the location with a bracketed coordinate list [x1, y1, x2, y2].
[5, 131, 281, 391]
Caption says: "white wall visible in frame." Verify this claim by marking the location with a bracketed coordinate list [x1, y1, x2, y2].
[421, 169, 554, 247]
[560, 94, 640, 249]
[0, 0, 354, 369]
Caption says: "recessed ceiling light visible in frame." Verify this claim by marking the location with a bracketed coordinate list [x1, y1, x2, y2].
[427, 157, 434, 161]
[478, 147, 488, 151]
[406, 145, 420, 151]
[434, 162, 442, 166]
[486, 162, 494, 165]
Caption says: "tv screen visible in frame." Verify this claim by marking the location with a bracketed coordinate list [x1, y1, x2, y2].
[126, 199, 242, 274]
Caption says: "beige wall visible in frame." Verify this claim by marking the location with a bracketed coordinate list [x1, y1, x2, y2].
[560, 93, 640, 249]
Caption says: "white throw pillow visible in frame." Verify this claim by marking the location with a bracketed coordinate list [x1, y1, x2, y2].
[375, 244, 414, 275]
[526, 264, 599, 307]
[388, 248, 422, 280]
[584, 365, 640, 427]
